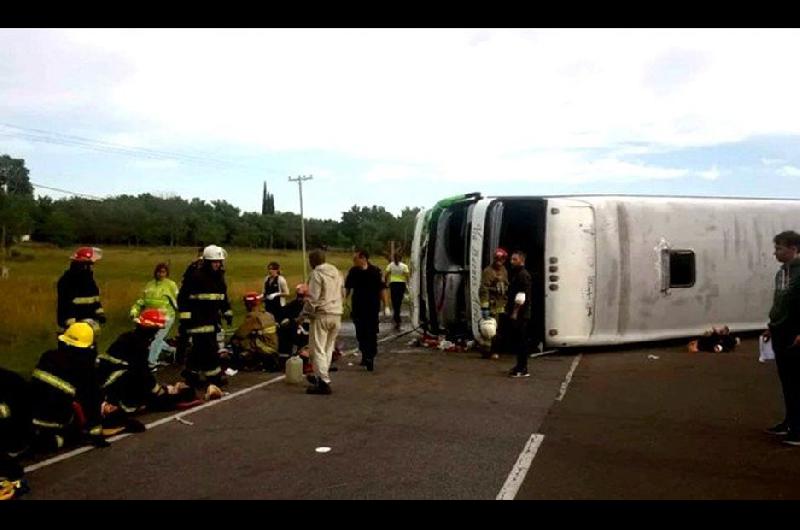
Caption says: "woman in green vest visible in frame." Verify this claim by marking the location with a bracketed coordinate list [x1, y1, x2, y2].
[130, 262, 179, 369]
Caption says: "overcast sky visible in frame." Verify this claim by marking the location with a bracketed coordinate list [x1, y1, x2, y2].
[2, 28, 800, 220]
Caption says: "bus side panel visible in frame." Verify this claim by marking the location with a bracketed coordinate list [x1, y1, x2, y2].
[544, 200, 596, 346]
[410, 208, 429, 331]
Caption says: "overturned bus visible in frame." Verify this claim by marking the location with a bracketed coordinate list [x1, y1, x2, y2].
[409, 193, 800, 350]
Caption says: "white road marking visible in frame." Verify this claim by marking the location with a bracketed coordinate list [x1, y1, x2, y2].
[24, 328, 414, 475]
[496, 433, 545, 500]
[556, 354, 582, 402]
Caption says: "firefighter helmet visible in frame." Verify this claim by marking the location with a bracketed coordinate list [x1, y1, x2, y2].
[70, 246, 102, 262]
[243, 291, 263, 308]
[135, 308, 167, 328]
[59, 322, 95, 348]
[493, 247, 508, 260]
[202, 245, 227, 261]
[479, 317, 498, 340]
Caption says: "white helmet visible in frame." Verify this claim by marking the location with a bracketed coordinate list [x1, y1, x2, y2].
[202, 245, 227, 261]
[479, 317, 497, 340]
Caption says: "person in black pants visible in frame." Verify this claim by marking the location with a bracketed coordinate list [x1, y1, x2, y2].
[507, 250, 533, 378]
[763, 230, 800, 446]
[345, 250, 386, 372]
[384, 253, 410, 331]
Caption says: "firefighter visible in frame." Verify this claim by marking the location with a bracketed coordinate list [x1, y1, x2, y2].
[228, 292, 280, 372]
[478, 247, 510, 359]
[177, 244, 232, 391]
[98, 309, 196, 435]
[0, 368, 32, 500]
[278, 283, 311, 356]
[175, 247, 205, 365]
[30, 323, 108, 453]
[56, 246, 106, 336]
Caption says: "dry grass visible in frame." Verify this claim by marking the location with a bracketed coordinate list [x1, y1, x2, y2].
[0, 244, 363, 377]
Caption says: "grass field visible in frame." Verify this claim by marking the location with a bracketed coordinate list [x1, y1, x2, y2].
[0, 243, 364, 377]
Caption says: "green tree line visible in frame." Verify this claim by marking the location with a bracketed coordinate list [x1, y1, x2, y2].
[0, 155, 421, 256]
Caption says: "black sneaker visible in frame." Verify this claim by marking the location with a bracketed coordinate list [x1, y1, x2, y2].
[365, 360, 374, 372]
[766, 422, 790, 436]
[509, 370, 530, 378]
[783, 432, 800, 446]
[305, 374, 318, 385]
[306, 381, 332, 395]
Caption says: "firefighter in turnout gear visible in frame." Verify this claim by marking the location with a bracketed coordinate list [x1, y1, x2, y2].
[97, 309, 196, 435]
[0, 368, 32, 500]
[177, 245, 232, 390]
[29, 323, 108, 453]
[478, 247, 510, 359]
[227, 292, 280, 372]
[56, 246, 105, 336]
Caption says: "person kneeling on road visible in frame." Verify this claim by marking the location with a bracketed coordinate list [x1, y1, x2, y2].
[30, 323, 108, 452]
[226, 292, 281, 372]
[97, 309, 198, 436]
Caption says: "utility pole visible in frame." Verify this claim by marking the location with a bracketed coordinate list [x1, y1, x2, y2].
[288, 174, 313, 279]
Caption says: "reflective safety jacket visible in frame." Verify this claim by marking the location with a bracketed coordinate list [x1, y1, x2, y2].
[479, 265, 509, 315]
[231, 309, 278, 357]
[0, 368, 32, 457]
[30, 343, 103, 442]
[97, 329, 168, 413]
[56, 267, 104, 328]
[130, 278, 179, 320]
[177, 264, 232, 334]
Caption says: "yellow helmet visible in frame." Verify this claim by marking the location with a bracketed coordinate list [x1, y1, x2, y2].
[58, 322, 94, 348]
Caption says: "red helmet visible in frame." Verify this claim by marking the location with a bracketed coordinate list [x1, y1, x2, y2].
[135, 308, 167, 328]
[243, 292, 263, 307]
[494, 247, 508, 259]
[71, 246, 102, 262]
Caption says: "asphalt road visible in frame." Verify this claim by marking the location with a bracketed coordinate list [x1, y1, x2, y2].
[19, 328, 799, 500]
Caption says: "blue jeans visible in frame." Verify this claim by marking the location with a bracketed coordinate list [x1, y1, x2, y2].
[148, 314, 175, 365]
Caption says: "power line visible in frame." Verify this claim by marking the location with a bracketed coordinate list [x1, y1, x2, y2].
[0, 123, 248, 170]
[30, 181, 104, 200]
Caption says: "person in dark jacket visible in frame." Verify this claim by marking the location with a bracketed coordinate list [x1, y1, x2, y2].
[30, 323, 107, 453]
[345, 250, 385, 372]
[98, 309, 196, 435]
[0, 367, 32, 500]
[278, 284, 311, 356]
[175, 246, 206, 365]
[56, 247, 105, 335]
[177, 245, 232, 390]
[507, 250, 533, 378]
[763, 230, 800, 445]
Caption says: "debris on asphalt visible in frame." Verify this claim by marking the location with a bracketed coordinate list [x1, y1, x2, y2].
[175, 417, 194, 426]
[315, 447, 332, 453]
[647, 354, 660, 360]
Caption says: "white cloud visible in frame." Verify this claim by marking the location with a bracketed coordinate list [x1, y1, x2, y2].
[777, 165, 800, 177]
[697, 165, 721, 181]
[5, 28, 800, 189]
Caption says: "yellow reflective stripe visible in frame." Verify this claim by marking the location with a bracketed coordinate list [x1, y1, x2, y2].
[203, 367, 222, 377]
[89, 425, 103, 436]
[32, 369, 76, 396]
[98, 353, 128, 366]
[189, 293, 225, 300]
[118, 402, 138, 413]
[263, 326, 276, 334]
[56, 435, 64, 448]
[95, 308, 105, 314]
[179, 312, 191, 319]
[33, 418, 64, 429]
[188, 325, 216, 334]
[72, 296, 100, 304]
[102, 370, 127, 389]
[151, 383, 162, 394]
[0, 403, 10, 419]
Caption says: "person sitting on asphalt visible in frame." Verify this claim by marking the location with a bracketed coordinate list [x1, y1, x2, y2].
[97, 309, 198, 436]
[0, 367, 32, 500]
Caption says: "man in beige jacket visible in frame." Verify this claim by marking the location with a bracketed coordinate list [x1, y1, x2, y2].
[302, 249, 343, 395]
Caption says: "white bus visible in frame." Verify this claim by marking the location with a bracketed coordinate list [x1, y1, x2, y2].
[410, 193, 800, 349]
